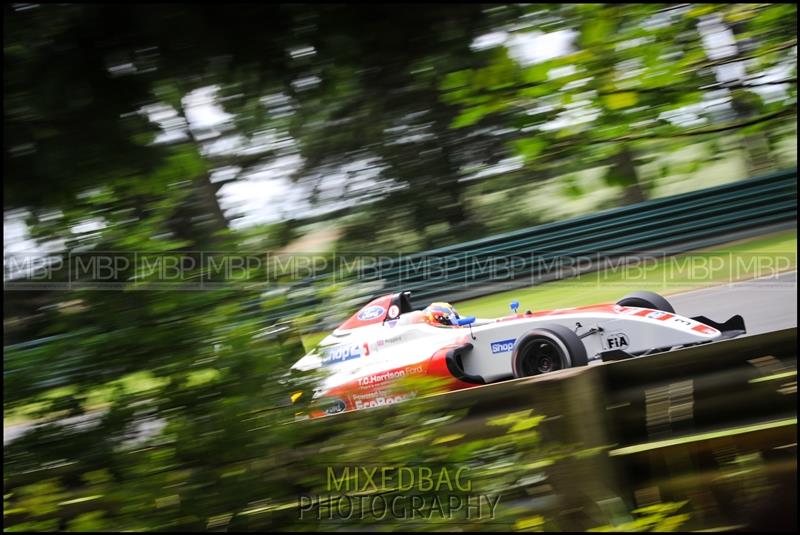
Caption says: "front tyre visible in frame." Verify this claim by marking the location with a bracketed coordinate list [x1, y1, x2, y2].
[616, 290, 675, 314]
[511, 324, 588, 379]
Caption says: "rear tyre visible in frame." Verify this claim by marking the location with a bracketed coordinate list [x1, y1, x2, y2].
[616, 291, 675, 314]
[511, 324, 588, 379]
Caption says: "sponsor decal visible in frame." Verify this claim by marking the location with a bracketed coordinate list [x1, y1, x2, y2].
[357, 366, 424, 387]
[387, 304, 400, 319]
[351, 391, 380, 401]
[646, 310, 669, 320]
[604, 332, 630, 350]
[490, 338, 516, 354]
[379, 335, 403, 348]
[358, 305, 385, 321]
[324, 399, 347, 415]
[354, 392, 413, 410]
[321, 344, 362, 366]
[692, 324, 719, 335]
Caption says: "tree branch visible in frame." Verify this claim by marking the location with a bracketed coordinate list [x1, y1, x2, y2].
[441, 39, 797, 100]
[711, 78, 797, 91]
[613, 104, 797, 143]
[698, 39, 797, 69]
[206, 150, 277, 172]
[517, 103, 796, 165]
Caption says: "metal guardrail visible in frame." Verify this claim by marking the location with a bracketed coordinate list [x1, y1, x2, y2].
[260, 168, 797, 324]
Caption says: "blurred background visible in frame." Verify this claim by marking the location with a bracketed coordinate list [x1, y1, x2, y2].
[3, 3, 797, 532]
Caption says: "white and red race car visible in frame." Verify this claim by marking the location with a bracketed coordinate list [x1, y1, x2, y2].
[290, 291, 745, 417]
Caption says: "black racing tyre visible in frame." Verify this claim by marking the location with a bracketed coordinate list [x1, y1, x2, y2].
[616, 291, 675, 314]
[511, 324, 588, 379]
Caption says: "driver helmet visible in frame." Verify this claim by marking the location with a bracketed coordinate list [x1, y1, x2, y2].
[423, 302, 460, 327]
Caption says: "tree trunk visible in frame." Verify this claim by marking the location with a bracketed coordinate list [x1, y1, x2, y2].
[730, 94, 774, 176]
[199, 171, 230, 232]
[166, 102, 229, 247]
[431, 95, 475, 234]
[613, 145, 647, 205]
[164, 173, 229, 247]
[727, 22, 775, 177]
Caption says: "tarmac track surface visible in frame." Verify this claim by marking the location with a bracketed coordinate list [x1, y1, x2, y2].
[665, 270, 796, 335]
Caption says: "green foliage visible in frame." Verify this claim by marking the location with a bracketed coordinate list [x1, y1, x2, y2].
[442, 3, 797, 205]
[514, 138, 547, 163]
[589, 501, 691, 532]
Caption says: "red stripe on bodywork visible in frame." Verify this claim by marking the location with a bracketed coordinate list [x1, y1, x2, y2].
[311, 346, 477, 418]
[692, 324, 719, 334]
[492, 303, 628, 324]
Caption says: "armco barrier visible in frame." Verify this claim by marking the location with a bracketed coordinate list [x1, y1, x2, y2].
[260, 168, 796, 325]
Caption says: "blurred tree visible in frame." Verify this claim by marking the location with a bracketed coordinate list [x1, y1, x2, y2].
[4, 4, 531, 250]
[441, 4, 797, 205]
[4, 4, 308, 245]
[720, 3, 798, 175]
[3, 4, 163, 208]
[277, 5, 527, 246]
[4, 7, 306, 530]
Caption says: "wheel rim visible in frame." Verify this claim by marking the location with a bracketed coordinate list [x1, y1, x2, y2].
[520, 338, 564, 376]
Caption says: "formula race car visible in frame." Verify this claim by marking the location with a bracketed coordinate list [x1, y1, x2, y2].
[290, 290, 746, 417]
